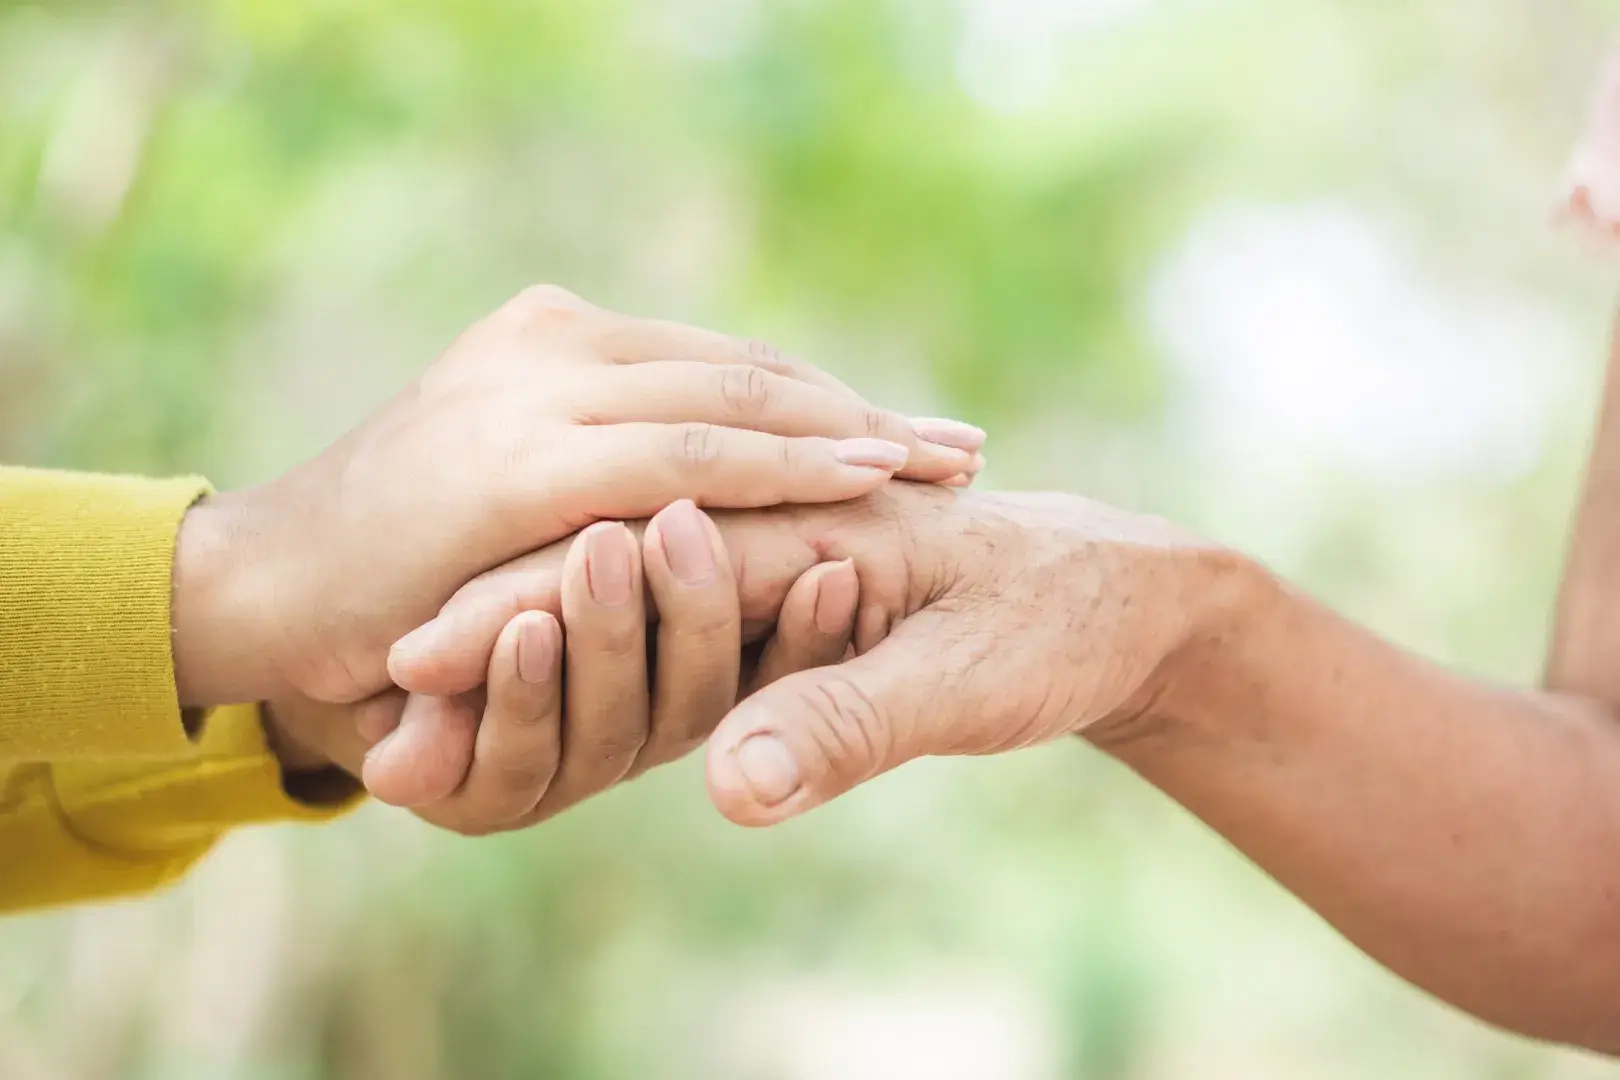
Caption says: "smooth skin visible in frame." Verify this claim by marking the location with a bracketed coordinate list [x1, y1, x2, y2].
[266, 500, 864, 836]
[169, 282, 980, 717]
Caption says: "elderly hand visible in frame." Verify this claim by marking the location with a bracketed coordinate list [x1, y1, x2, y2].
[392, 485, 1255, 826]
[169, 285, 981, 712]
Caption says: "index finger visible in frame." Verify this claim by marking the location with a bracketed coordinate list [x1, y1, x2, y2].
[597, 316, 862, 399]
[388, 509, 830, 699]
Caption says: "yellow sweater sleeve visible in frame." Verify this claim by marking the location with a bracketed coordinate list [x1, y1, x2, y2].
[0, 467, 359, 913]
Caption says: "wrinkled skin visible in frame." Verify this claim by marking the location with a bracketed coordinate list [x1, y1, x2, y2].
[389, 484, 1253, 826]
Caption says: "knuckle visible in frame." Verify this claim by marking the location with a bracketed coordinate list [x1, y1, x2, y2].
[582, 622, 645, 662]
[862, 406, 905, 441]
[743, 337, 792, 374]
[719, 364, 772, 420]
[579, 728, 648, 765]
[491, 755, 559, 801]
[800, 675, 890, 784]
[677, 422, 725, 468]
[779, 435, 798, 474]
[494, 430, 537, 489]
[665, 605, 736, 643]
[509, 283, 582, 314]
[500, 284, 594, 342]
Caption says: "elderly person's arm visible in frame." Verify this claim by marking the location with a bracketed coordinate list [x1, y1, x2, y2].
[403, 478, 1620, 1055]
[743, 495, 1620, 1052]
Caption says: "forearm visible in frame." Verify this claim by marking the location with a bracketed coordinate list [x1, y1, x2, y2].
[1106, 566, 1620, 1052]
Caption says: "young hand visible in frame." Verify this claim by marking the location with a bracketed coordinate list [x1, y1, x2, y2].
[172, 284, 980, 712]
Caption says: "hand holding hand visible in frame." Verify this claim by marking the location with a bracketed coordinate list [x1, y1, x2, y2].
[263, 501, 864, 834]
[389, 485, 1254, 827]
[170, 285, 981, 712]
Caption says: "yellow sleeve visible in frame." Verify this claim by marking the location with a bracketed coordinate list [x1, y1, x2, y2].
[0, 467, 359, 914]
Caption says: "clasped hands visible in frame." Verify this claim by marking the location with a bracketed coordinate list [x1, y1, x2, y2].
[173, 286, 1246, 838]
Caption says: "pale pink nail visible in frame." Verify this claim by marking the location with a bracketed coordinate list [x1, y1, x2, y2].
[735, 735, 801, 806]
[813, 561, 858, 635]
[835, 438, 909, 471]
[585, 523, 633, 607]
[910, 417, 986, 453]
[516, 613, 559, 685]
[656, 500, 717, 586]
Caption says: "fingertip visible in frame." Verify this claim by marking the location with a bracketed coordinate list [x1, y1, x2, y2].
[909, 417, 987, 453]
[386, 622, 436, 689]
[704, 722, 806, 828]
[361, 694, 477, 807]
[511, 609, 561, 685]
[572, 519, 639, 607]
[833, 437, 909, 472]
[388, 622, 484, 697]
[644, 498, 723, 587]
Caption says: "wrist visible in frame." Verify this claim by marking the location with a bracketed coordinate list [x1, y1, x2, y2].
[171, 489, 289, 707]
[1090, 547, 1283, 759]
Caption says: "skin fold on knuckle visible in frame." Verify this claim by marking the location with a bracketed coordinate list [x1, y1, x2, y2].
[797, 675, 891, 788]
[503, 283, 591, 336]
[493, 690, 558, 729]
[672, 422, 725, 476]
[575, 729, 649, 770]
[777, 436, 802, 484]
[488, 756, 559, 806]
[863, 407, 902, 442]
[719, 364, 772, 423]
[578, 624, 646, 664]
[743, 337, 792, 375]
[662, 602, 737, 644]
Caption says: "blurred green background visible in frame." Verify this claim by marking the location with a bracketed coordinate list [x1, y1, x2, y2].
[4, 0, 1620, 1076]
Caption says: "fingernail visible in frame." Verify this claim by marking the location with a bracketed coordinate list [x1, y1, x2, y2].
[813, 560, 858, 635]
[735, 735, 801, 806]
[390, 620, 445, 667]
[910, 417, 986, 452]
[835, 438, 909, 471]
[517, 613, 558, 685]
[585, 523, 633, 607]
[657, 499, 717, 586]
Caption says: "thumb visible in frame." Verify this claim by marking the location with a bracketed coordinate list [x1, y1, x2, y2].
[361, 692, 478, 806]
[705, 613, 957, 826]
